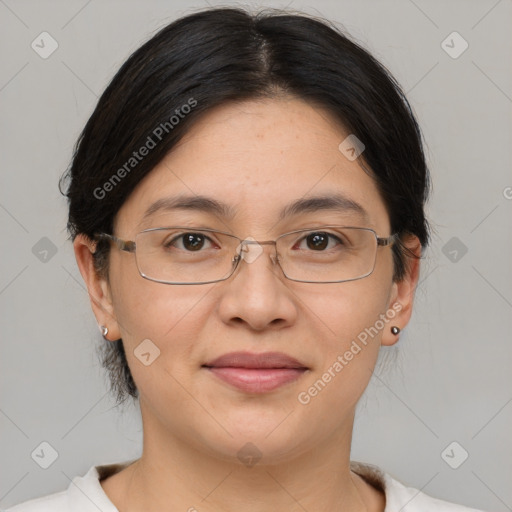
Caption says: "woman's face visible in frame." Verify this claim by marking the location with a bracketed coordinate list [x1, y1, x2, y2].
[80, 97, 416, 464]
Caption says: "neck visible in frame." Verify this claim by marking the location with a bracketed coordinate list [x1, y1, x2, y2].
[106, 403, 381, 512]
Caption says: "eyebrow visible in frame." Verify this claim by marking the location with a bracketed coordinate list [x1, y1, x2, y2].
[141, 195, 236, 223]
[140, 193, 369, 224]
[278, 194, 368, 222]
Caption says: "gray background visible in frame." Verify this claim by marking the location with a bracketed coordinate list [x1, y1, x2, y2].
[1, 0, 511, 510]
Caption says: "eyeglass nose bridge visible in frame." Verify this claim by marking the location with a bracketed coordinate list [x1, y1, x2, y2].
[233, 238, 281, 267]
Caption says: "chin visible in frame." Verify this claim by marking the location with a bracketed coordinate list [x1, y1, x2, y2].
[187, 413, 315, 467]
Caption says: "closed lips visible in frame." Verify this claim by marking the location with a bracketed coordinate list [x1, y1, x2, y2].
[202, 351, 308, 369]
[202, 352, 309, 394]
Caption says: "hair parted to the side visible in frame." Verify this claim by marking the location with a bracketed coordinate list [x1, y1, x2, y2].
[60, 7, 431, 405]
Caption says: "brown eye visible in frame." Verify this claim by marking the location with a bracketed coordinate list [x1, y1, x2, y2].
[164, 233, 213, 251]
[306, 233, 328, 250]
[182, 233, 206, 251]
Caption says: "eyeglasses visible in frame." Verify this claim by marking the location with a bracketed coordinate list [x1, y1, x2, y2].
[95, 226, 398, 285]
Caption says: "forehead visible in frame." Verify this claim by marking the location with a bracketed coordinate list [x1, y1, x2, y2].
[115, 97, 390, 234]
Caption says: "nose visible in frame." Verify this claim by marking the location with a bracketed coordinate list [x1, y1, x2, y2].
[216, 240, 298, 331]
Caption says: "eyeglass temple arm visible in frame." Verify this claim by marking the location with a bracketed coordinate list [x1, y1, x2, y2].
[96, 233, 136, 253]
[377, 233, 399, 247]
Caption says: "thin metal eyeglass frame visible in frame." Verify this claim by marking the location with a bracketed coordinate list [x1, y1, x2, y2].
[95, 226, 398, 285]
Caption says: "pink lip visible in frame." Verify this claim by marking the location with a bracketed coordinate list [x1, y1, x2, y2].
[203, 351, 307, 369]
[202, 351, 309, 394]
[205, 367, 307, 393]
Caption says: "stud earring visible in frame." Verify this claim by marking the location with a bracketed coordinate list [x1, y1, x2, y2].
[100, 325, 109, 338]
[390, 326, 400, 335]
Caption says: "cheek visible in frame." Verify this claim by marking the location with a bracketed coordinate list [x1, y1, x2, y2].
[317, 283, 387, 365]
[298, 260, 394, 412]
[109, 257, 216, 380]
[309, 249, 394, 348]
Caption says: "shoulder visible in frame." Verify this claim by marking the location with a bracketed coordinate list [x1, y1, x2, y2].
[350, 461, 486, 512]
[2, 490, 68, 512]
[3, 461, 134, 512]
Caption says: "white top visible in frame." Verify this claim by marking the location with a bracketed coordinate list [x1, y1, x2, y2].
[4, 460, 485, 511]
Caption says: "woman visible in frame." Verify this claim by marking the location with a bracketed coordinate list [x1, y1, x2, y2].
[8, 7, 485, 512]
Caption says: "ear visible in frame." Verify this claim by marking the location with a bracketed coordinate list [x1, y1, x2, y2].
[381, 235, 422, 347]
[73, 234, 121, 341]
